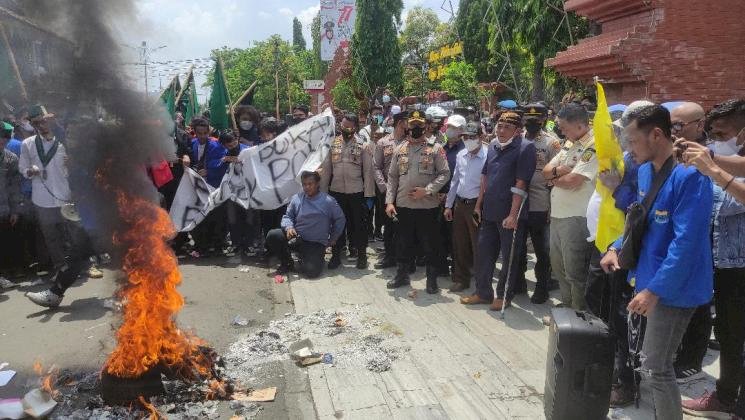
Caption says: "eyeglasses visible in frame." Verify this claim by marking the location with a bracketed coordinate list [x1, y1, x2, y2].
[671, 118, 702, 132]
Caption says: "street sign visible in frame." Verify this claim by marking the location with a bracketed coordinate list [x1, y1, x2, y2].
[303, 80, 325, 90]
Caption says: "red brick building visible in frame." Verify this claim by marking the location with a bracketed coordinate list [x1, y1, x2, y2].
[547, 0, 745, 109]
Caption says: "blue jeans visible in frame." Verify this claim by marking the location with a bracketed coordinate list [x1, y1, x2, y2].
[639, 303, 694, 420]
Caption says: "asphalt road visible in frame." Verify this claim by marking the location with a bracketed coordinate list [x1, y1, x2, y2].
[0, 255, 310, 419]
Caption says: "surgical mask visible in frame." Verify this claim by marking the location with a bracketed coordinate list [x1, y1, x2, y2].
[711, 137, 741, 156]
[464, 139, 481, 152]
[374, 115, 384, 125]
[409, 126, 425, 139]
[382, 95, 390, 104]
[239, 121, 254, 131]
[524, 120, 542, 136]
[445, 128, 460, 139]
[497, 139, 513, 149]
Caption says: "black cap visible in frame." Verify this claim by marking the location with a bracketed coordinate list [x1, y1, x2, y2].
[392, 111, 409, 125]
[464, 121, 481, 136]
[523, 103, 547, 118]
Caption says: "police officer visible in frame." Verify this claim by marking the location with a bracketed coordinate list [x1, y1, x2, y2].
[517, 103, 562, 304]
[373, 111, 409, 269]
[385, 110, 450, 293]
[320, 113, 376, 269]
[460, 112, 536, 310]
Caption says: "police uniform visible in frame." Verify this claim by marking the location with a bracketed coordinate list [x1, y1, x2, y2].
[547, 130, 598, 310]
[320, 132, 376, 268]
[518, 104, 562, 303]
[385, 111, 450, 292]
[373, 132, 406, 267]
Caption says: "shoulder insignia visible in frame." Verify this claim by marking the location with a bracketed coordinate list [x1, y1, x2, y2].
[581, 148, 596, 162]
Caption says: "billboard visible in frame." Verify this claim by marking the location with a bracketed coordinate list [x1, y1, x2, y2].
[320, 0, 356, 62]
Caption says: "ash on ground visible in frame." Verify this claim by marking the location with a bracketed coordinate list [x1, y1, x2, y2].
[225, 305, 410, 385]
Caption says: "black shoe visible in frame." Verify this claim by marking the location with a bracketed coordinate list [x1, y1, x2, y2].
[387, 266, 410, 289]
[374, 232, 383, 241]
[408, 262, 416, 273]
[436, 265, 450, 278]
[374, 258, 396, 269]
[513, 278, 528, 295]
[709, 339, 721, 351]
[530, 290, 548, 304]
[356, 255, 368, 269]
[449, 282, 469, 292]
[277, 261, 295, 275]
[426, 285, 440, 294]
[328, 255, 341, 269]
[348, 248, 358, 258]
[415, 256, 426, 267]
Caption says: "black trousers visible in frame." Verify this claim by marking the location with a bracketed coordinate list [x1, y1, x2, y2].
[226, 201, 259, 251]
[260, 206, 287, 238]
[674, 303, 712, 371]
[265, 228, 326, 278]
[585, 244, 610, 321]
[437, 204, 453, 270]
[518, 211, 551, 293]
[714, 268, 745, 405]
[330, 191, 368, 257]
[396, 207, 441, 278]
[374, 192, 385, 235]
[382, 200, 397, 261]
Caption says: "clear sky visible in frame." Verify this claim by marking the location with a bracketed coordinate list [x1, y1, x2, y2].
[120, 0, 459, 95]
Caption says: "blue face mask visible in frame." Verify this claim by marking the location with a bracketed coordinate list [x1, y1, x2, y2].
[382, 95, 390, 104]
[375, 115, 384, 125]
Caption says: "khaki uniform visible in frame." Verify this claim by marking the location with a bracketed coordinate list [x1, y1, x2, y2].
[373, 133, 405, 194]
[529, 130, 563, 212]
[320, 134, 376, 197]
[386, 137, 450, 209]
[547, 129, 598, 311]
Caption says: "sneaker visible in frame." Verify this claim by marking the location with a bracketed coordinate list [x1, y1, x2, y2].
[26, 289, 63, 308]
[0, 277, 16, 289]
[88, 266, 104, 279]
[682, 391, 734, 419]
[609, 384, 634, 408]
[676, 366, 704, 383]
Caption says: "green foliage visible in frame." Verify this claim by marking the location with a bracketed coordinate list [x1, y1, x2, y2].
[351, 0, 404, 96]
[209, 35, 311, 115]
[399, 6, 440, 66]
[292, 17, 307, 53]
[455, 0, 494, 82]
[331, 77, 359, 112]
[310, 12, 328, 79]
[440, 61, 480, 106]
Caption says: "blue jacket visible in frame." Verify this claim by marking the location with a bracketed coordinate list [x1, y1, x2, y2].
[613, 162, 713, 308]
[190, 138, 227, 188]
[712, 181, 745, 269]
[281, 192, 346, 246]
[613, 153, 640, 212]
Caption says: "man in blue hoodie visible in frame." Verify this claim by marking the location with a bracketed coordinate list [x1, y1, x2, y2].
[601, 104, 713, 420]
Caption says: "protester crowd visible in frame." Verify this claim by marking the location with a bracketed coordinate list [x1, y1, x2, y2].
[2, 91, 745, 419]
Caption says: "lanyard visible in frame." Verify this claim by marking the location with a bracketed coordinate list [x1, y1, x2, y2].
[34, 135, 59, 168]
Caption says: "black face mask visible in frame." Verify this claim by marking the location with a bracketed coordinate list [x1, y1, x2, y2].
[341, 129, 355, 140]
[227, 146, 240, 157]
[525, 120, 542, 136]
[292, 117, 304, 126]
[410, 126, 425, 139]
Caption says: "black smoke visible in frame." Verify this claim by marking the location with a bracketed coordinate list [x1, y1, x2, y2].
[17, 0, 175, 259]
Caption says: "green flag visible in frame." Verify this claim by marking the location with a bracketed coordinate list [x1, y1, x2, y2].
[176, 68, 199, 124]
[209, 59, 232, 130]
[159, 75, 179, 116]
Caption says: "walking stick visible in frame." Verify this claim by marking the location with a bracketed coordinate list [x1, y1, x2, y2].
[501, 187, 528, 320]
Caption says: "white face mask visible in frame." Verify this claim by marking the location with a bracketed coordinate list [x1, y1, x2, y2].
[497, 138, 512, 149]
[464, 139, 481, 152]
[240, 121, 254, 131]
[712, 137, 741, 156]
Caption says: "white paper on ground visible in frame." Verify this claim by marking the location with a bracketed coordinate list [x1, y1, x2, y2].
[0, 370, 15, 386]
[22, 388, 57, 418]
[0, 399, 25, 419]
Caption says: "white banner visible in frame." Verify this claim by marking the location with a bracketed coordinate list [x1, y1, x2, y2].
[320, 0, 356, 62]
[170, 110, 335, 232]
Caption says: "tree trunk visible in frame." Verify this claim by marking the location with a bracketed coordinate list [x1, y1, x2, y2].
[531, 58, 545, 102]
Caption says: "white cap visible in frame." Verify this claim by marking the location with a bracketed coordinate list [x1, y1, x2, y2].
[390, 105, 401, 115]
[446, 114, 467, 128]
[425, 106, 448, 119]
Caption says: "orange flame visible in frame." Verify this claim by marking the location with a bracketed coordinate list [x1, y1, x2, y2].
[138, 396, 161, 420]
[104, 192, 211, 379]
[33, 360, 59, 399]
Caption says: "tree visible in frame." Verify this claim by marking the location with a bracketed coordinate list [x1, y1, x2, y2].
[440, 61, 480, 106]
[310, 12, 328, 79]
[432, 21, 457, 48]
[455, 0, 494, 82]
[292, 17, 307, 53]
[351, 0, 404, 96]
[331, 77, 359, 112]
[399, 6, 440, 66]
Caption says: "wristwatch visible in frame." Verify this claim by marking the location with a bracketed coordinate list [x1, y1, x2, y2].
[607, 246, 618, 254]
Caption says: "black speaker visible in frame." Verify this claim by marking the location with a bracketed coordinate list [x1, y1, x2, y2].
[544, 308, 614, 420]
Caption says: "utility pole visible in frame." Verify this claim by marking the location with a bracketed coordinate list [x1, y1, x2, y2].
[128, 41, 167, 99]
[273, 39, 281, 119]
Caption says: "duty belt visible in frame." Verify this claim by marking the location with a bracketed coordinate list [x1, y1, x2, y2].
[456, 196, 478, 205]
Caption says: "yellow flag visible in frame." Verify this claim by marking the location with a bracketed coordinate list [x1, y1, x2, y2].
[594, 81, 626, 252]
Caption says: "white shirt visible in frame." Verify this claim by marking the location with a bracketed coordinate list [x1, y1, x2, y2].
[446, 145, 488, 209]
[197, 143, 206, 161]
[585, 190, 602, 242]
[18, 135, 71, 208]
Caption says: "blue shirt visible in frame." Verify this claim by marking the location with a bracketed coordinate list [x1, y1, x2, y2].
[190, 138, 227, 188]
[712, 182, 745, 269]
[612, 153, 640, 212]
[440, 141, 465, 192]
[613, 163, 713, 308]
[481, 137, 536, 222]
[5, 138, 21, 157]
[281, 192, 346, 246]
[446, 145, 487, 208]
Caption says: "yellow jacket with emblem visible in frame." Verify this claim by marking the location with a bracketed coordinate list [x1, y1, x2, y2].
[385, 136, 450, 209]
[320, 134, 376, 197]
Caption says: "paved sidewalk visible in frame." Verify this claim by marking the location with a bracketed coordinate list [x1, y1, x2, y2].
[287, 252, 720, 420]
